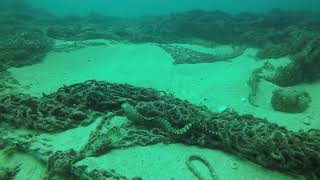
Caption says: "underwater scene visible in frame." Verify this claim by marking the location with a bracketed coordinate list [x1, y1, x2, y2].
[1, 0, 320, 179]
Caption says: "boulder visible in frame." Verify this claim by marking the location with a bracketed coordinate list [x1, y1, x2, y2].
[271, 88, 311, 113]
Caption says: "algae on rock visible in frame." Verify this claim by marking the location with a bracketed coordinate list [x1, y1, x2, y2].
[271, 88, 311, 113]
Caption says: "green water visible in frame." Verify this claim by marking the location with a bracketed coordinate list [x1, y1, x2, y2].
[28, 0, 320, 17]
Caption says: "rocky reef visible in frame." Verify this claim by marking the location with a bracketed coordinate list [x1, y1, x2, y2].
[1, 1, 320, 74]
[270, 35, 320, 86]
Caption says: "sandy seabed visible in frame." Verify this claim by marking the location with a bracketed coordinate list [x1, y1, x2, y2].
[2, 39, 320, 180]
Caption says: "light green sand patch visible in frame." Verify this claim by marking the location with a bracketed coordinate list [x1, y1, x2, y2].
[75, 143, 302, 180]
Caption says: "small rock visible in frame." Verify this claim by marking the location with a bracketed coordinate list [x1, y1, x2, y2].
[230, 161, 239, 170]
[132, 177, 143, 180]
[302, 115, 312, 126]
[271, 88, 311, 113]
[217, 105, 228, 112]
[241, 97, 247, 103]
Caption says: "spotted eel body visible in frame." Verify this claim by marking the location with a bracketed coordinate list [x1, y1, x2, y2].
[121, 103, 216, 136]
[121, 103, 194, 135]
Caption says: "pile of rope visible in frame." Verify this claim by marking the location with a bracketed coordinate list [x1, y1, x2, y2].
[1, 80, 319, 179]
